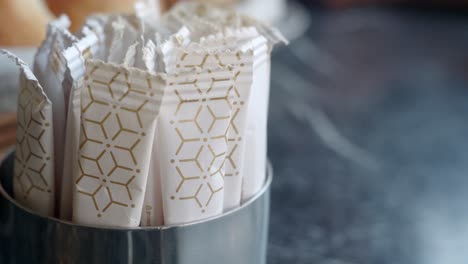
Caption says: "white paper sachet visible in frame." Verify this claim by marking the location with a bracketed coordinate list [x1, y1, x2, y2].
[59, 28, 100, 220]
[240, 16, 289, 48]
[201, 28, 272, 203]
[160, 2, 222, 38]
[73, 60, 165, 227]
[159, 26, 191, 73]
[82, 15, 109, 60]
[196, 30, 261, 210]
[1, 49, 55, 217]
[32, 17, 77, 216]
[162, 3, 287, 202]
[33, 15, 71, 79]
[140, 38, 164, 227]
[159, 43, 242, 224]
[168, 32, 257, 209]
[134, 0, 161, 26]
[107, 17, 139, 64]
[240, 35, 271, 202]
[162, 2, 288, 47]
[213, 53, 254, 210]
[133, 19, 167, 71]
[142, 40, 157, 74]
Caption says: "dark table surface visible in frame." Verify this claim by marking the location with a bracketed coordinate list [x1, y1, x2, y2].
[268, 6, 468, 264]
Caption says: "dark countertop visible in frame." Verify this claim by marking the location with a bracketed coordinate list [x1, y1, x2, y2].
[267, 8, 468, 264]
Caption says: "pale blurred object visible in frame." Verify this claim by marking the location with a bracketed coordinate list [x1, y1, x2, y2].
[162, 0, 286, 24]
[46, 0, 137, 31]
[237, 0, 286, 25]
[0, 0, 53, 46]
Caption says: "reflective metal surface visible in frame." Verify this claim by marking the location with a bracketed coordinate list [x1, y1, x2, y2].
[0, 152, 272, 264]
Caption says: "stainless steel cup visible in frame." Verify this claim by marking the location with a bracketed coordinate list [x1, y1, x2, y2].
[0, 151, 272, 264]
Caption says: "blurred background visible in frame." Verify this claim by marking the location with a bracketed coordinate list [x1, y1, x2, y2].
[2, 0, 468, 263]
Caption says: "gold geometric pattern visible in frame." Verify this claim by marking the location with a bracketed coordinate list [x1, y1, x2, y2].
[74, 61, 163, 225]
[199, 31, 270, 205]
[166, 77, 229, 213]
[217, 53, 253, 208]
[170, 47, 254, 209]
[13, 70, 55, 216]
[161, 49, 251, 219]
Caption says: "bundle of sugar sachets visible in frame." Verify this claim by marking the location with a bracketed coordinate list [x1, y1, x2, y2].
[8, 2, 287, 227]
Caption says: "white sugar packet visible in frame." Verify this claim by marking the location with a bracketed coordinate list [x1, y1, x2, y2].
[33, 16, 78, 215]
[204, 30, 278, 203]
[134, 0, 162, 26]
[139, 28, 189, 227]
[33, 15, 71, 79]
[1, 49, 55, 217]
[196, 29, 264, 210]
[84, 14, 151, 62]
[160, 2, 225, 38]
[240, 36, 271, 202]
[105, 14, 164, 68]
[162, 2, 288, 46]
[139, 40, 166, 226]
[138, 30, 165, 227]
[162, 3, 287, 202]
[72, 60, 165, 227]
[65, 14, 167, 225]
[107, 17, 139, 64]
[200, 28, 274, 202]
[159, 34, 260, 223]
[165, 29, 258, 210]
[83, 14, 133, 63]
[59, 28, 100, 220]
[157, 68, 233, 225]
[82, 15, 109, 61]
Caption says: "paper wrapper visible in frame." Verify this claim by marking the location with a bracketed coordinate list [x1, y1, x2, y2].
[61, 15, 158, 220]
[9, 3, 287, 224]
[162, 3, 287, 203]
[174, 34, 258, 210]
[33, 16, 78, 215]
[158, 35, 257, 223]
[0, 50, 56, 217]
[59, 28, 100, 220]
[200, 28, 272, 202]
[33, 15, 71, 80]
[82, 15, 109, 61]
[68, 14, 168, 226]
[107, 17, 139, 64]
[161, 2, 288, 46]
[241, 36, 271, 202]
[72, 60, 165, 227]
[134, 0, 162, 26]
[198, 28, 265, 209]
[139, 40, 164, 227]
[139, 26, 185, 227]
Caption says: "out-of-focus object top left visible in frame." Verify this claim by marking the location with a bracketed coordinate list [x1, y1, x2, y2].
[46, 0, 137, 31]
[0, 0, 54, 46]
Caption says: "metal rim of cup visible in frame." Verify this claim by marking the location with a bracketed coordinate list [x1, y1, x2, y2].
[0, 149, 273, 230]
